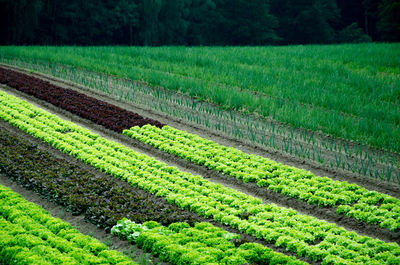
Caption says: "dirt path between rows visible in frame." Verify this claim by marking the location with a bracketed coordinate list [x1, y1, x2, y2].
[2, 63, 398, 198]
[1, 84, 398, 245]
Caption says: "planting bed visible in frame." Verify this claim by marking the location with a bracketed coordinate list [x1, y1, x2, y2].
[111, 219, 306, 265]
[124, 125, 400, 233]
[0, 66, 163, 132]
[0, 184, 137, 265]
[2, 45, 399, 189]
[0, 91, 313, 264]
[0, 123, 205, 230]
[0, 87, 400, 265]
[0, 65, 399, 264]
[2, 63, 399, 197]
[0, 67, 399, 242]
[0, 119, 307, 265]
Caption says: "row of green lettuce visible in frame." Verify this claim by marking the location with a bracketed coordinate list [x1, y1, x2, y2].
[0, 108, 303, 265]
[0, 129, 302, 265]
[0, 90, 399, 264]
[123, 125, 400, 232]
[111, 218, 306, 265]
[0, 184, 136, 265]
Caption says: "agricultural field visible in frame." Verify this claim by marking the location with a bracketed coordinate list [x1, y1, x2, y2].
[1, 44, 399, 185]
[0, 44, 399, 265]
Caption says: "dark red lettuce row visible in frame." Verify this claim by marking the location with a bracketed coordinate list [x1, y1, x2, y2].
[0, 67, 164, 132]
[0, 127, 203, 232]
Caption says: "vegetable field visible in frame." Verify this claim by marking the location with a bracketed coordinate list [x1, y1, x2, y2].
[1, 44, 399, 184]
[0, 45, 399, 265]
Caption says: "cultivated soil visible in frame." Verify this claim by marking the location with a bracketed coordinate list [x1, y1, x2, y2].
[0, 65, 399, 263]
[0, 116, 315, 265]
[1, 81, 399, 246]
[1, 63, 398, 198]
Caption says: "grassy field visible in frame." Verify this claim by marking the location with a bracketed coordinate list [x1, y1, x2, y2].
[1, 44, 399, 153]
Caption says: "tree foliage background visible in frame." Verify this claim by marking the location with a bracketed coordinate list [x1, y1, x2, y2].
[0, 0, 398, 45]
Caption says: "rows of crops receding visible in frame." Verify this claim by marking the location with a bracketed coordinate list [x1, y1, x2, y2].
[1, 90, 399, 264]
[1, 67, 398, 237]
[0, 124, 302, 265]
[0, 90, 311, 264]
[0, 184, 137, 265]
[1, 45, 399, 153]
[124, 125, 400, 233]
[0, 66, 164, 132]
[1, 48, 399, 186]
[0, 125, 205, 230]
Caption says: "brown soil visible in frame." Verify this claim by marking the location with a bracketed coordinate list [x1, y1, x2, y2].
[2, 63, 398, 199]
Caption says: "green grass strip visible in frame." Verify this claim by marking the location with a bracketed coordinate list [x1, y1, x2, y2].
[0, 90, 399, 264]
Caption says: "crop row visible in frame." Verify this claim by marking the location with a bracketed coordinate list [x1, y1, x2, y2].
[0, 184, 136, 265]
[0, 112, 302, 265]
[1, 65, 397, 232]
[1, 45, 399, 153]
[124, 125, 400, 232]
[4, 57, 398, 185]
[1, 113, 291, 265]
[1, 90, 399, 264]
[2, 65, 398, 233]
[0, 125, 205, 232]
[0, 66, 164, 132]
[111, 218, 306, 265]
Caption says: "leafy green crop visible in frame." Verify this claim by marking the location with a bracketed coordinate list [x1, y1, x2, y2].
[1, 44, 399, 153]
[124, 124, 400, 232]
[0, 127, 205, 231]
[0, 184, 136, 265]
[1, 90, 399, 264]
[112, 218, 306, 265]
[2, 49, 399, 184]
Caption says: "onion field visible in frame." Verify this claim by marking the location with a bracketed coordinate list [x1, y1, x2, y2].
[0, 45, 399, 265]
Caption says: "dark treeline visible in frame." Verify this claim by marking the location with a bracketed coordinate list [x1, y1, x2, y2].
[0, 0, 399, 46]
